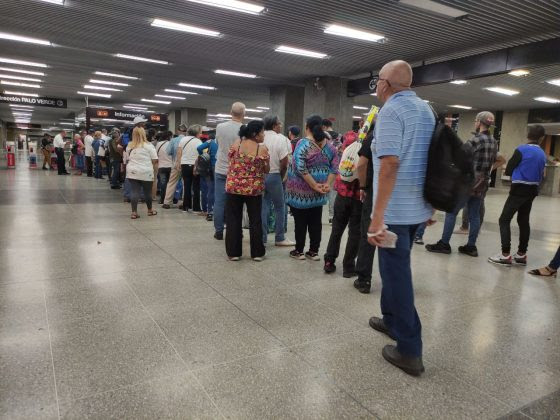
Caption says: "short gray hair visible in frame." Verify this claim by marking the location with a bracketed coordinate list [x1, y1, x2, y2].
[187, 124, 202, 136]
[476, 111, 495, 127]
[231, 102, 246, 118]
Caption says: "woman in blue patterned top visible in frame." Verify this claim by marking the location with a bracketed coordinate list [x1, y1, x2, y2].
[286, 115, 339, 260]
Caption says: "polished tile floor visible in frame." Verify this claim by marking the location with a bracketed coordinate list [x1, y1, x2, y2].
[1, 155, 559, 419]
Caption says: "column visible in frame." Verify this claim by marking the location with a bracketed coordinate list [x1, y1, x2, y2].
[269, 86, 304, 131]
[180, 107, 207, 127]
[303, 76, 354, 134]
[167, 110, 181, 133]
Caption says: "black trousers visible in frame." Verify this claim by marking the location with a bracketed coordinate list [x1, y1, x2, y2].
[291, 206, 323, 253]
[86, 156, 93, 177]
[181, 164, 201, 211]
[55, 148, 66, 174]
[324, 194, 362, 273]
[129, 179, 153, 213]
[158, 167, 171, 204]
[499, 192, 536, 254]
[225, 193, 265, 258]
[355, 191, 376, 285]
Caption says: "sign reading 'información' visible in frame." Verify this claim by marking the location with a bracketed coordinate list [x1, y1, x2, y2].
[0, 94, 67, 108]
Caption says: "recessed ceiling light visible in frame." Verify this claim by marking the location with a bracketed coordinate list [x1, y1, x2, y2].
[0, 74, 42, 82]
[214, 69, 257, 78]
[275, 45, 327, 59]
[1, 81, 41, 88]
[3, 90, 39, 97]
[94, 71, 138, 80]
[165, 89, 198, 95]
[89, 79, 129, 87]
[484, 87, 520, 96]
[534, 96, 560, 104]
[77, 91, 111, 98]
[245, 108, 264, 113]
[450, 80, 467, 85]
[141, 98, 171, 104]
[155, 94, 186, 100]
[509, 69, 530, 77]
[184, 0, 265, 15]
[449, 104, 472, 109]
[83, 84, 123, 92]
[324, 24, 385, 42]
[0, 32, 52, 46]
[178, 83, 216, 90]
[38, 0, 64, 4]
[114, 53, 169, 65]
[546, 79, 560, 87]
[0, 57, 47, 68]
[257, 106, 269, 110]
[397, 0, 468, 19]
[353, 105, 368, 110]
[151, 18, 221, 37]
[0, 67, 44, 76]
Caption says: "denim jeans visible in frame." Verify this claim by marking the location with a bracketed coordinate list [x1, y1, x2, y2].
[442, 195, 482, 247]
[206, 173, 215, 214]
[94, 155, 103, 178]
[158, 167, 171, 204]
[379, 224, 422, 357]
[261, 173, 286, 243]
[200, 173, 208, 212]
[75, 154, 85, 171]
[213, 173, 227, 233]
[549, 245, 560, 270]
[110, 160, 121, 187]
[415, 222, 427, 240]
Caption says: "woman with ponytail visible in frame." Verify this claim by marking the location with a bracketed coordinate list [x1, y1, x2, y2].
[224, 120, 270, 261]
[285, 115, 339, 260]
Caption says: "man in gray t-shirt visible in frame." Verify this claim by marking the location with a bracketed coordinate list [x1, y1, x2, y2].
[213, 102, 245, 239]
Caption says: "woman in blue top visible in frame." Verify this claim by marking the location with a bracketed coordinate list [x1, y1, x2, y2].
[197, 134, 218, 221]
[285, 115, 339, 260]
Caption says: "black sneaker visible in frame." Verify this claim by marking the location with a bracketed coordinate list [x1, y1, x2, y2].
[305, 251, 320, 261]
[162, 204, 170, 209]
[290, 250, 305, 260]
[214, 231, 223, 240]
[206, 214, 213, 222]
[353, 279, 371, 294]
[425, 240, 451, 254]
[413, 237, 424, 245]
[324, 260, 336, 274]
[458, 244, 478, 257]
[343, 271, 358, 278]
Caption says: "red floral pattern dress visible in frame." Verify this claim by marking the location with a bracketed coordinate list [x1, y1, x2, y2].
[226, 142, 267, 196]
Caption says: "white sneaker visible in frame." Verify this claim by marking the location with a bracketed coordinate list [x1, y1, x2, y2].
[275, 239, 296, 247]
[488, 253, 512, 266]
[228, 257, 240, 262]
[252, 256, 264, 262]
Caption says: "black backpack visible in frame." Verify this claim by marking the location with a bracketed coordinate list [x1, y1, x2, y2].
[424, 118, 474, 213]
[195, 153, 211, 177]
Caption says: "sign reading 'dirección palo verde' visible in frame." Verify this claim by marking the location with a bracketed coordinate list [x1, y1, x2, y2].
[0, 94, 67, 108]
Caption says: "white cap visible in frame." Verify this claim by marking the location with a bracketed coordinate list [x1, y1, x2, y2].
[133, 116, 147, 125]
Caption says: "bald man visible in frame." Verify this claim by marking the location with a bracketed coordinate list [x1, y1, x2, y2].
[367, 60, 435, 376]
[213, 102, 246, 240]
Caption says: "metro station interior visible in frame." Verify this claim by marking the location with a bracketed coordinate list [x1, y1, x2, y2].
[1, 1, 560, 419]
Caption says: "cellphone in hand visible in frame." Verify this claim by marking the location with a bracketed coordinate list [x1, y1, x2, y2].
[379, 230, 398, 248]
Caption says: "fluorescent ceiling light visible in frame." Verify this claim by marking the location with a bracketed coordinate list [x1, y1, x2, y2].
[257, 106, 269, 110]
[509, 69, 530, 77]
[484, 87, 519, 96]
[214, 69, 257, 78]
[3, 91, 39, 97]
[88, 105, 113, 109]
[38, 0, 64, 4]
[0, 74, 42, 82]
[352, 116, 363, 119]
[449, 104, 472, 109]
[450, 80, 467, 85]
[324, 24, 385, 43]
[83, 84, 123, 92]
[89, 79, 129, 87]
[397, 0, 468, 19]
[151, 18, 221, 37]
[114, 53, 169, 65]
[245, 108, 264, 113]
[59, 122, 75, 125]
[0, 32, 51, 46]
[12, 113, 32, 116]
[77, 91, 111, 98]
[123, 105, 148, 110]
[94, 71, 138, 80]
[353, 105, 368, 110]
[1, 81, 41, 88]
[370, 93, 377, 96]
[534, 96, 560, 104]
[178, 83, 216, 90]
[208, 113, 231, 118]
[0, 67, 44, 76]
[244, 116, 262, 120]
[9, 104, 33, 108]
[124, 103, 153, 107]
[0, 57, 47, 68]
[275, 45, 327, 59]
[141, 98, 171, 104]
[184, 0, 265, 15]
[165, 89, 198, 95]
[155, 94, 186, 100]
[546, 79, 560, 87]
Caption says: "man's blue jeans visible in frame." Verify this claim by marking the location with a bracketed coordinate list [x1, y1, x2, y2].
[94, 155, 103, 178]
[206, 174, 215, 214]
[261, 173, 286, 243]
[442, 195, 482, 246]
[549, 245, 560, 270]
[110, 160, 120, 187]
[213, 173, 227, 233]
[379, 224, 422, 357]
[200, 174, 208, 212]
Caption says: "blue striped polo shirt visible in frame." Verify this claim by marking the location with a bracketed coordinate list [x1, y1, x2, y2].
[372, 90, 435, 225]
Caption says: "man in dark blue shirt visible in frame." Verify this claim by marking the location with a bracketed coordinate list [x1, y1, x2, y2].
[488, 125, 547, 266]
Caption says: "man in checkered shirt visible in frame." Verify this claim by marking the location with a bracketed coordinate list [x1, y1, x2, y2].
[426, 111, 498, 257]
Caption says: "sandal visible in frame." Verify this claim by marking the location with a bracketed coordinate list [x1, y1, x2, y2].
[528, 266, 557, 277]
[131, 213, 140, 219]
[148, 210, 158, 216]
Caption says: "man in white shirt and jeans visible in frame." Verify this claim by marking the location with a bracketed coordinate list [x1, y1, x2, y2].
[53, 130, 69, 175]
[176, 125, 203, 212]
[162, 123, 187, 208]
[83, 129, 94, 177]
[261, 115, 294, 246]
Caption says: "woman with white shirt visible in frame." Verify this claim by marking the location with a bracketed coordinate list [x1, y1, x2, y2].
[176, 124, 202, 213]
[125, 127, 159, 219]
[156, 131, 173, 205]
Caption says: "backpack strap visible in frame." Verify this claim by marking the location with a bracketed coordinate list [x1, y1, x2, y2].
[181, 137, 194, 152]
[156, 140, 168, 155]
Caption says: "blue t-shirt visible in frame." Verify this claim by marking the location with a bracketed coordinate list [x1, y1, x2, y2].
[372, 90, 434, 225]
[511, 144, 546, 185]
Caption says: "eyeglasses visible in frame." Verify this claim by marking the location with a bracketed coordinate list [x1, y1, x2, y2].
[371, 77, 390, 93]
